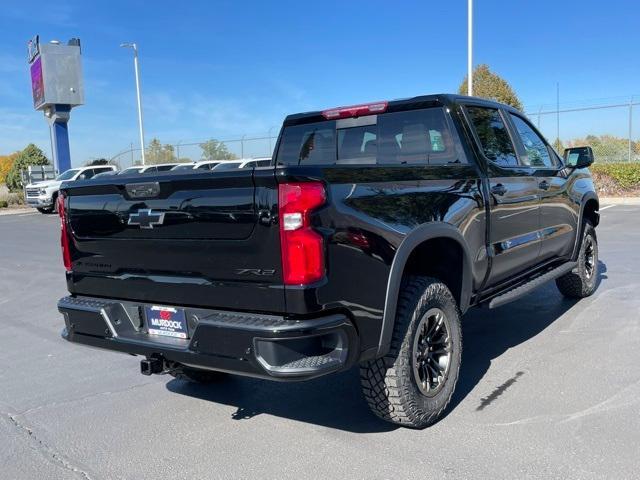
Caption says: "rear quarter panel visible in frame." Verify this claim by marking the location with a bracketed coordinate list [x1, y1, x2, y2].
[279, 164, 486, 355]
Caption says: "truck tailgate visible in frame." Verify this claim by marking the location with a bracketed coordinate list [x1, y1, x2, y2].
[63, 169, 284, 313]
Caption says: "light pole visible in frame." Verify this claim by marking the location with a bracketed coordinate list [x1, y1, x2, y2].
[467, 0, 473, 96]
[120, 42, 146, 165]
[268, 126, 275, 156]
[556, 82, 560, 148]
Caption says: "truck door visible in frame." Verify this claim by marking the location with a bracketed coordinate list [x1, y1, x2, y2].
[465, 106, 541, 285]
[505, 112, 577, 262]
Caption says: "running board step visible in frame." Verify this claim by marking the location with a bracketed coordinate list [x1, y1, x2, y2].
[488, 261, 577, 309]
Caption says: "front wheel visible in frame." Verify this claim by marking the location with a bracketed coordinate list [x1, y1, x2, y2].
[360, 277, 462, 428]
[37, 207, 53, 214]
[556, 220, 599, 298]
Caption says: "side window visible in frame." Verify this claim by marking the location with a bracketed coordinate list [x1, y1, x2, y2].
[378, 108, 464, 165]
[466, 107, 519, 167]
[509, 114, 556, 168]
[82, 169, 95, 179]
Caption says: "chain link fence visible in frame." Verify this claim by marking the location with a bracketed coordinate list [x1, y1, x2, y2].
[109, 134, 278, 169]
[526, 96, 639, 163]
[108, 97, 640, 168]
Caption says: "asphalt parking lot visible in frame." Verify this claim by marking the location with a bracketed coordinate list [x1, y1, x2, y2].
[1, 205, 638, 479]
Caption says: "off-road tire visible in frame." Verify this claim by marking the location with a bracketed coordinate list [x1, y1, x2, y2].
[169, 367, 226, 384]
[360, 276, 462, 428]
[556, 220, 598, 298]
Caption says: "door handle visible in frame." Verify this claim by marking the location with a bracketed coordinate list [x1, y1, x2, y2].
[491, 184, 507, 196]
[539, 180, 550, 191]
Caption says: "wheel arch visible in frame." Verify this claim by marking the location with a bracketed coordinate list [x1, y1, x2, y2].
[571, 193, 599, 261]
[377, 223, 473, 357]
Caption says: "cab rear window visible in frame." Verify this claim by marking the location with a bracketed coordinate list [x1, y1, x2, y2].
[276, 107, 466, 166]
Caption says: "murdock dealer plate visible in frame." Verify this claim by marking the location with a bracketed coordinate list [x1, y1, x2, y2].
[145, 305, 188, 339]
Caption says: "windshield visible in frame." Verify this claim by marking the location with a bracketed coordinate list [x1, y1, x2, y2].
[120, 167, 142, 175]
[56, 169, 81, 181]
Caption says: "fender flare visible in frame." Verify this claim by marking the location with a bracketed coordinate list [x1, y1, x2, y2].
[377, 223, 474, 357]
[571, 192, 599, 260]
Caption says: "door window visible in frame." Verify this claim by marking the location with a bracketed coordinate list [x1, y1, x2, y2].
[466, 107, 518, 167]
[509, 114, 556, 168]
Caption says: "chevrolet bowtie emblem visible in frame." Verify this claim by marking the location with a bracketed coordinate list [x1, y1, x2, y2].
[128, 209, 165, 229]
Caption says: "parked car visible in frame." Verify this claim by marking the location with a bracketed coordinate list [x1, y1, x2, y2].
[211, 160, 244, 171]
[170, 163, 198, 171]
[239, 157, 272, 168]
[25, 165, 117, 213]
[118, 164, 184, 175]
[92, 170, 119, 179]
[56, 94, 600, 428]
[170, 159, 272, 172]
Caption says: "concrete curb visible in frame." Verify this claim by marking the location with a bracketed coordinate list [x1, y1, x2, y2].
[0, 207, 37, 216]
[599, 197, 640, 205]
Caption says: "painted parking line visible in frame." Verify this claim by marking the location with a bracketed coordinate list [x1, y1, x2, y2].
[599, 205, 616, 211]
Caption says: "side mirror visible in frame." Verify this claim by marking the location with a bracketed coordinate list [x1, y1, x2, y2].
[563, 146, 594, 168]
[77, 173, 87, 180]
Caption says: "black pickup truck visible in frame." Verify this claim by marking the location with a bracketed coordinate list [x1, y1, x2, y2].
[57, 94, 599, 428]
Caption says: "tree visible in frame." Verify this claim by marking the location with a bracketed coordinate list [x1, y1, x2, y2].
[0, 152, 19, 185]
[552, 138, 564, 154]
[6, 144, 50, 191]
[199, 139, 237, 161]
[85, 158, 110, 166]
[458, 64, 523, 110]
[145, 138, 177, 164]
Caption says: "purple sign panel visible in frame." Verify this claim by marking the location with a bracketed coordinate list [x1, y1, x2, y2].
[30, 57, 44, 109]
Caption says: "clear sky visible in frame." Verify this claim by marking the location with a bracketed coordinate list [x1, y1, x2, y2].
[1, 0, 639, 165]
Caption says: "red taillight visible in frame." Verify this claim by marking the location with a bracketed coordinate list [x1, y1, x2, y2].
[57, 194, 72, 271]
[322, 101, 388, 120]
[278, 182, 326, 285]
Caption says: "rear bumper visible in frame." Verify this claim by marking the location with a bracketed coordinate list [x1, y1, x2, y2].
[59, 296, 358, 381]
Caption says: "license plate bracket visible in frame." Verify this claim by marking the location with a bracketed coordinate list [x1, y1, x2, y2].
[144, 305, 188, 339]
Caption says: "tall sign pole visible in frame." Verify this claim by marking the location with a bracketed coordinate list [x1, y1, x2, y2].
[28, 36, 84, 174]
[468, 0, 473, 96]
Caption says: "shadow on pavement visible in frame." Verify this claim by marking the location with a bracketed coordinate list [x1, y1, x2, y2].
[166, 366, 397, 433]
[167, 261, 608, 432]
[447, 260, 608, 416]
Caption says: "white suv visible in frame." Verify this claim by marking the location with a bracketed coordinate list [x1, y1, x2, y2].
[25, 165, 117, 213]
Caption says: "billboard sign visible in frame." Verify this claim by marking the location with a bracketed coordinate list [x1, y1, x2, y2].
[30, 56, 45, 109]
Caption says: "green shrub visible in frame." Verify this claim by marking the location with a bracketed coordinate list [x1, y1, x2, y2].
[0, 200, 8, 208]
[7, 192, 24, 205]
[591, 162, 640, 191]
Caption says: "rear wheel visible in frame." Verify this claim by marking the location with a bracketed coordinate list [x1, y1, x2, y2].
[556, 220, 598, 298]
[169, 367, 227, 384]
[360, 277, 462, 428]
